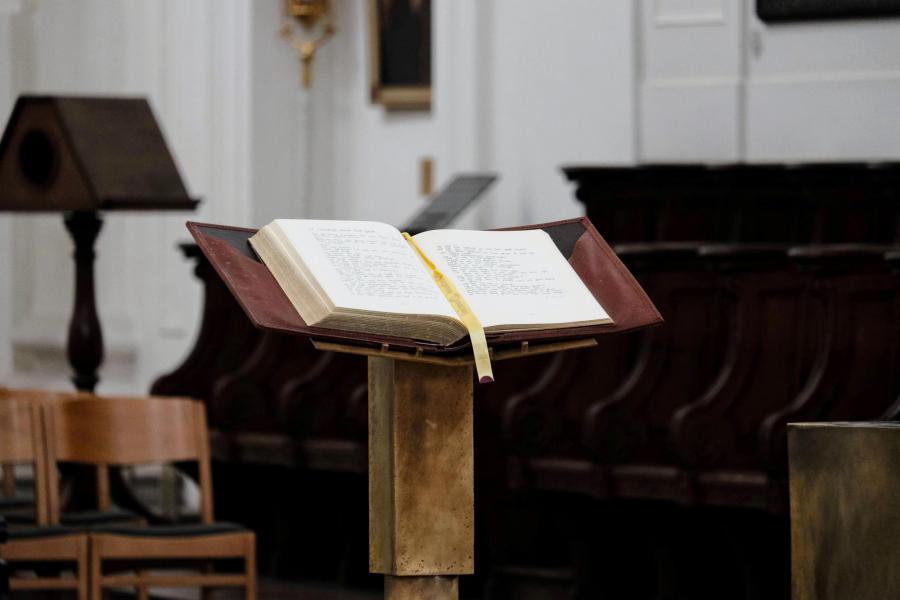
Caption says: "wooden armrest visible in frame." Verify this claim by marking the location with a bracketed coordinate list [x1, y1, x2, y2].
[613, 242, 705, 258]
[788, 244, 891, 260]
[697, 243, 790, 259]
[884, 248, 900, 263]
[788, 244, 893, 274]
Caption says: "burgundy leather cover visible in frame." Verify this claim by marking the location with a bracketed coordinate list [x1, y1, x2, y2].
[186, 217, 662, 355]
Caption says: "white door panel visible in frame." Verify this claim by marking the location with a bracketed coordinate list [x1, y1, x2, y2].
[639, 0, 743, 161]
[746, 7, 900, 161]
[746, 73, 900, 160]
[640, 0, 900, 162]
[642, 80, 742, 161]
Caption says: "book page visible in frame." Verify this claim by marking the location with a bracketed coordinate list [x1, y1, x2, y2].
[411, 229, 610, 329]
[271, 219, 457, 318]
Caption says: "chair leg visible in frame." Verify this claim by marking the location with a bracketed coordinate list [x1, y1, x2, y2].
[78, 537, 90, 600]
[90, 543, 102, 600]
[137, 570, 150, 600]
[245, 535, 257, 600]
[201, 564, 214, 600]
[2, 463, 15, 497]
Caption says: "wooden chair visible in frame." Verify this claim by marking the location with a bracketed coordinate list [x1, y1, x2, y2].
[44, 395, 257, 599]
[0, 387, 31, 515]
[1, 452, 32, 521]
[1, 389, 18, 501]
[0, 387, 142, 529]
[0, 391, 89, 599]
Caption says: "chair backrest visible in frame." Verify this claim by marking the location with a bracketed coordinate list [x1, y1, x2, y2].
[0, 391, 49, 524]
[44, 395, 214, 523]
[1, 386, 11, 496]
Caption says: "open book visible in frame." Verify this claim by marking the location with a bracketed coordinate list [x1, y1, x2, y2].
[248, 219, 613, 347]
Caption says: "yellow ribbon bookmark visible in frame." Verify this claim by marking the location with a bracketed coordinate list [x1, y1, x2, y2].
[403, 233, 494, 383]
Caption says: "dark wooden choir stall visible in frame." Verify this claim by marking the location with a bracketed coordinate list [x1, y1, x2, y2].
[153, 162, 900, 600]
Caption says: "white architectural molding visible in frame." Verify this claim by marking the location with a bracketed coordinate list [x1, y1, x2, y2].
[746, 73, 900, 161]
[642, 79, 742, 161]
[750, 69, 900, 86]
[654, 0, 726, 27]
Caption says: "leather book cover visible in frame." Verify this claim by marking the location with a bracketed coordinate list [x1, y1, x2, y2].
[186, 217, 662, 355]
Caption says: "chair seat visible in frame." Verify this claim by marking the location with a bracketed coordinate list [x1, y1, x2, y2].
[0, 496, 35, 523]
[0, 495, 33, 510]
[1, 510, 35, 525]
[3, 506, 142, 527]
[7, 524, 81, 540]
[92, 521, 246, 538]
[61, 507, 143, 526]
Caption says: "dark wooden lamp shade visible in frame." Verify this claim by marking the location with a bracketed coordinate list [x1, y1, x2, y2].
[0, 95, 198, 211]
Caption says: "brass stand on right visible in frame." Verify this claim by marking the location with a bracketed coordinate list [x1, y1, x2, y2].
[790, 422, 900, 600]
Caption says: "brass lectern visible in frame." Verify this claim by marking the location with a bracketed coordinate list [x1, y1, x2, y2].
[188, 217, 661, 600]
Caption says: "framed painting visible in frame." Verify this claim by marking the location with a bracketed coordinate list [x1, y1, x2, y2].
[368, 0, 432, 111]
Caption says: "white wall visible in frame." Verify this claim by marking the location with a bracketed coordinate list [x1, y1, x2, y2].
[0, 0, 253, 392]
[0, 0, 635, 393]
[638, 0, 744, 161]
[322, 0, 636, 229]
[745, 5, 900, 160]
[2, 0, 898, 394]
[485, 0, 635, 226]
[638, 0, 900, 162]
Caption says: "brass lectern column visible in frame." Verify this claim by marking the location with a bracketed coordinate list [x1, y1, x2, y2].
[368, 357, 474, 600]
